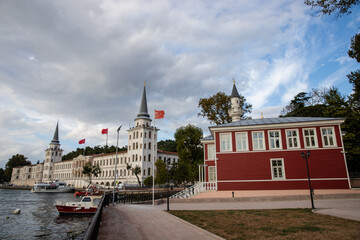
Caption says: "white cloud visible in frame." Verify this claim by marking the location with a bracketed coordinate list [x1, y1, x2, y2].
[0, 0, 357, 168]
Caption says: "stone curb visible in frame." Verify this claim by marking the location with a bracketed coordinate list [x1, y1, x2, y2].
[167, 193, 360, 203]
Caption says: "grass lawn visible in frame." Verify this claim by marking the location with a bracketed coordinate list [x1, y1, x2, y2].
[169, 209, 360, 240]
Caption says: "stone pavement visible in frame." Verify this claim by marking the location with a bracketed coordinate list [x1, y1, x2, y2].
[98, 204, 225, 240]
[98, 189, 360, 240]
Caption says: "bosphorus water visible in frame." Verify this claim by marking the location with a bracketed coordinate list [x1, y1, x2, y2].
[0, 189, 92, 240]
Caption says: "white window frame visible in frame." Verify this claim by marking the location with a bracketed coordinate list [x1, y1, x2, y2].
[220, 133, 232, 152]
[286, 129, 300, 149]
[208, 166, 216, 182]
[268, 130, 282, 150]
[270, 158, 285, 180]
[252, 131, 265, 150]
[207, 144, 215, 160]
[303, 128, 318, 148]
[235, 132, 249, 151]
[321, 127, 337, 147]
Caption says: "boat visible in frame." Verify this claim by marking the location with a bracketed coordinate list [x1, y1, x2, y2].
[31, 181, 75, 193]
[55, 195, 102, 215]
[74, 184, 103, 197]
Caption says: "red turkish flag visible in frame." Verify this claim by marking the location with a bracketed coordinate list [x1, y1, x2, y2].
[155, 110, 165, 119]
[101, 128, 108, 134]
[79, 139, 85, 144]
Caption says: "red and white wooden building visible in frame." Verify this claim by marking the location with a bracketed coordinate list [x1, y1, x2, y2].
[201, 84, 351, 191]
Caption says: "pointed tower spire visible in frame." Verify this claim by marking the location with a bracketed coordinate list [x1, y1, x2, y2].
[229, 79, 243, 122]
[51, 121, 60, 144]
[137, 83, 150, 119]
[231, 78, 240, 98]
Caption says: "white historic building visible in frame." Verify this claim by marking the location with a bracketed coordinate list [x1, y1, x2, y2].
[11, 85, 178, 188]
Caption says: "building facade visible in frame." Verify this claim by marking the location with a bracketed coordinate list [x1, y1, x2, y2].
[11, 85, 178, 188]
[201, 83, 351, 191]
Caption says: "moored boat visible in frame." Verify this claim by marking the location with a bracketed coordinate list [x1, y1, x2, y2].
[55, 196, 102, 215]
[31, 181, 75, 193]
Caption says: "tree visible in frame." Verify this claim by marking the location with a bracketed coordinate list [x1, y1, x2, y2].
[174, 124, 204, 183]
[144, 176, 153, 187]
[82, 162, 101, 184]
[304, 0, 360, 17]
[4, 154, 31, 182]
[126, 164, 142, 187]
[157, 140, 177, 152]
[154, 159, 167, 185]
[198, 92, 252, 125]
[0, 168, 5, 183]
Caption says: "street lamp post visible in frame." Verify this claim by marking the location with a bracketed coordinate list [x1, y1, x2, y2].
[301, 150, 315, 209]
[113, 125, 122, 206]
[166, 159, 170, 211]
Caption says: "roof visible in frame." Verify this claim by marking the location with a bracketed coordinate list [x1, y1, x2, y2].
[136, 85, 150, 119]
[157, 149, 178, 156]
[201, 135, 214, 141]
[231, 83, 240, 98]
[210, 117, 344, 129]
[51, 122, 59, 144]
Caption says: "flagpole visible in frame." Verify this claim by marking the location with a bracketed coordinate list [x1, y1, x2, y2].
[106, 132, 108, 148]
[152, 110, 156, 206]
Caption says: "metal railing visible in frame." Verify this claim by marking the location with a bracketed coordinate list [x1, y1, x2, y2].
[170, 182, 217, 199]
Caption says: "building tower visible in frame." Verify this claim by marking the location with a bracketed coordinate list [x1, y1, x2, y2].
[127, 82, 158, 185]
[42, 121, 63, 182]
[229, 80, 243, 122]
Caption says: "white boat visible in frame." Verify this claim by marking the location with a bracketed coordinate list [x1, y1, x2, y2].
[31, 181, 75, 193]
[55, 196, 102, 215]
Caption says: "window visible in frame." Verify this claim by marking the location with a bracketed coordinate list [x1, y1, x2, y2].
[208, 166, 216, 182]
[303, 128, 318, 148]
[235, 132, 248, 151]
[286, 129, 299, 148]
[271, 159, 285, 180]
[252, 131, 265, 150]
[220, 133, 232, 152]
[207, 144, 215, 160]
[321, 127, 336, 147]
[269, 130, 282, 149]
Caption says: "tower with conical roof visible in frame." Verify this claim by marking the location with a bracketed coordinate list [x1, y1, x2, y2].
[126, 82, 157, 185]
[229, 79, 243, 122]
[43, 121, 63, 181]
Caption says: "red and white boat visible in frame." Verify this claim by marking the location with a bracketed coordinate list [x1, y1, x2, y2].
[55, 196, 102, 215]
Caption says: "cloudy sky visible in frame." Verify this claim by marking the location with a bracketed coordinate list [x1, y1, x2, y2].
[0, 0, 359, 168]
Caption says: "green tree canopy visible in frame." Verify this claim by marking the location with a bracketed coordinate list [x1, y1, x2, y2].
[198, 92, 252, 125]
[82, 162, 101, 184]
[157, 139, 177, 152]
[62, 145, 127, 161]
[4, 154, 31, 182]
[174, 124, 204, 183]
[126, 163, 142, 187]
[154, 159, 167, 185]
[304, 0, 360, 16]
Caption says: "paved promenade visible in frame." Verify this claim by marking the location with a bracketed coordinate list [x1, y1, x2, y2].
[98, 204, 225, 240]
[98, 189, 360, 240]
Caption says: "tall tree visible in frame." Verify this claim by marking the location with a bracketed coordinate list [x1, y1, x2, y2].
[126, 164, 142, 187]
[198, 92, 252, 125]
[4, 154, 31, 182]
[82, 162, 101, 184]
[154, 159, 167, 185]
[174, 124, 204, 183]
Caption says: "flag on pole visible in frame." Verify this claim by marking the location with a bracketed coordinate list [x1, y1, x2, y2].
[79, 139, 85, 144]
[155, 110, 165, 119]
[101, 128, 108, 134]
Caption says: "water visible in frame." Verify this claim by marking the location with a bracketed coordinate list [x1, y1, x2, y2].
[0, 189, 92, 240]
